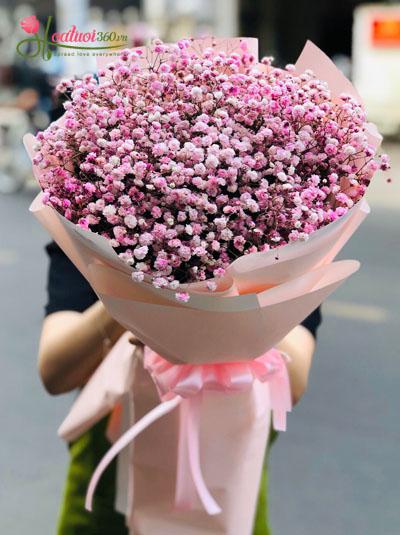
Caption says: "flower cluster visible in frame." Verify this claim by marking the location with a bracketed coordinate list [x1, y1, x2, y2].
[33, 38, 389, 296]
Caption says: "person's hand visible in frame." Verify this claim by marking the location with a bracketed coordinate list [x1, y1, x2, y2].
[128, 333, 144, 347]
[275, 325, 316, 405]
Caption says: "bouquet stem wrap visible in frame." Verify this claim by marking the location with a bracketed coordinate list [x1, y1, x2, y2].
[85, 342, 291, 518]
[60, 333, 291, 534]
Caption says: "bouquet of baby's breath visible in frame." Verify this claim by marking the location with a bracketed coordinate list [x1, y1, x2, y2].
[32, 38, 389, 300]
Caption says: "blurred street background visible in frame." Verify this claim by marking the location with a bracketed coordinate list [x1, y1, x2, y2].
[0, 0, 399, 533]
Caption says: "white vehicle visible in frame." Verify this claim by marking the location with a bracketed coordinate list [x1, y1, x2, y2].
[353, 3, 400, 136]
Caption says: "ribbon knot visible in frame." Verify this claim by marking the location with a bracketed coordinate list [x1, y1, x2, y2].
[85, 348, 292, 516]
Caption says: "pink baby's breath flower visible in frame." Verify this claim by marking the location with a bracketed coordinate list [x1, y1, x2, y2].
[78, 218, 89, 230]
[153, 276, 168, 288]
[213, 267, 226, 278]
[84, 182, 96, 194]
[139, 232, 153, 246]
[154, 256, 169, 270]
[175, 291, 190, 302]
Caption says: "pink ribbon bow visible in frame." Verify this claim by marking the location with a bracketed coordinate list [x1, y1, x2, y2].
[85, 347, 292, 516]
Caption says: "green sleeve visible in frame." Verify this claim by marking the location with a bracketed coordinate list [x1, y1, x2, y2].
[253, 427, 279, 535]
[57, 418, 127, 535]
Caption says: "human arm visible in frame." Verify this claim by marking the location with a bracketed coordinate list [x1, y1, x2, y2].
[38, 242, 126, 395]
[39, 302, 125, 395]
[275, 323, 317, 406]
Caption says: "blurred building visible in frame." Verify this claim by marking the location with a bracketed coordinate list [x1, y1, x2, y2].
[1, 0, 397, 58]
[353, 3, 400, 135]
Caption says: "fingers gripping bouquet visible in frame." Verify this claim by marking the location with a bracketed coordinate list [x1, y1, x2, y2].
[25, 37, 388, 535]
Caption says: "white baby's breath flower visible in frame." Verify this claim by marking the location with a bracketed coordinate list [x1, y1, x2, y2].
[134, 245, 148, 260]
[124, 214, 137, 229]
[103, 205, 116, 217]
[206, 281, 217, 292]
[131, 271, 145, 282]
[109, 155, 120, 167]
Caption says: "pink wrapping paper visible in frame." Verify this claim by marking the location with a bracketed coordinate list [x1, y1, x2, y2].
[27, 180, 362, 363]
[87, 259, 359, 364]
[58, 332, 137, 441]
[129, 373, 272, 535]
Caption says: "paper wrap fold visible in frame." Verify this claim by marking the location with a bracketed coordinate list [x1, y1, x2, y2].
[25, 38, 380, 535]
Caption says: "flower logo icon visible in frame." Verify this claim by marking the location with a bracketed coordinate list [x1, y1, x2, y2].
[20, 15, 40, 34]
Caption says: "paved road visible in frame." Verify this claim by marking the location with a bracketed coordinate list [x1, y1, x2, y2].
[0, 143, 399, 535]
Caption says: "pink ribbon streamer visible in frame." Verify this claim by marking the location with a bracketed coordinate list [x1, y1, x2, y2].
[85, 395, 181, 512]
[175, 394, 222, 515]
[85, 348, 291, 516]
